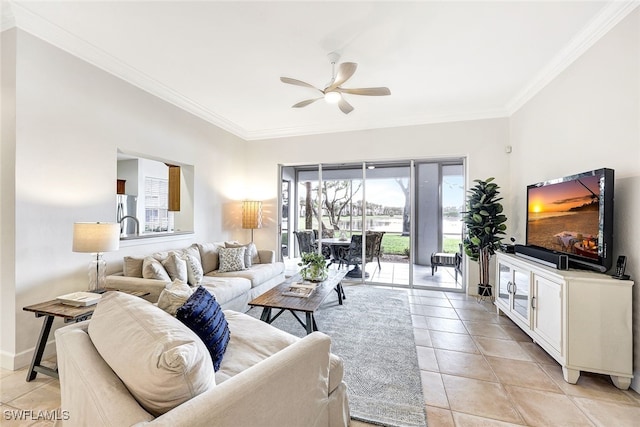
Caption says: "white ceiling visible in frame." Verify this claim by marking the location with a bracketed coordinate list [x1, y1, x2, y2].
[3, 1, 638, 140]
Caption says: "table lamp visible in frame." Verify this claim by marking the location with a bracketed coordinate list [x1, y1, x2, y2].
[72, 222, 120, 292]
[242, 201, 262, 242]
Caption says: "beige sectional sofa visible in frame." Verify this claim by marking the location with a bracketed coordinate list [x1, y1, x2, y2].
[55, 291, 350, 426]
[105, 241, 285, 312]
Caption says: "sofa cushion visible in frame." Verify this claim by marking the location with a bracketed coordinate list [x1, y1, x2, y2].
[218, 247, 246, 273]
[142, 257, 171, 281]
[197, 242, 225, 274]
[123, 256, 145, 278]
[157, 280, 194, 316]
[225, 242, 260, 267]
[216, 310, 298, 384]
[162, 253, 188, 282]
[200, 277, 251, 306]
[176, 287, 231, 372]
[210, 262, 285, 288]
[88, 291, 215, 417]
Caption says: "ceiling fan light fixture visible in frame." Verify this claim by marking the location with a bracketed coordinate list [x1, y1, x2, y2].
[324, 91, 341, 104]
[281, 53, 389, 114]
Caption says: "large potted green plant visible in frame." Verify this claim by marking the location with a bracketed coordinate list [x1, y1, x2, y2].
[462, 177, 507, 298]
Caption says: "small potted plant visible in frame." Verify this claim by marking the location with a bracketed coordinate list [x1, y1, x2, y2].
[462, 177, 507, 299]
[298, 252, 328, 282]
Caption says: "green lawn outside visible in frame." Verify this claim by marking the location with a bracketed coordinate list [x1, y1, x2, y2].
[380, 234, 409, 255]
[443, 238, 462, 253]
[380, 234, 461, 255]
[285, 227, 461, 256]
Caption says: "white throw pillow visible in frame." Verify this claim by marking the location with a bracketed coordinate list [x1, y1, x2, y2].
[142, 256, 171, 281]
[218, 247, 246, 273]
[88, 292, 215, 416]
[157, 280, 194, 316]
[183, 254, 204, 286]
[182, 244, 202, 266]
[162, 253, 188, 282]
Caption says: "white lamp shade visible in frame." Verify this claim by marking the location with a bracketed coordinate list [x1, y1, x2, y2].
[72, 222, 120, 253]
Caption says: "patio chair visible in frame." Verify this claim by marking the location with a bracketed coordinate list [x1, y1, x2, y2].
[368, 231, 385, 270]
[431, 243, 463, 282]
[455, 243, 463, 282]
[338, 234, 378, 278]
[293, 230, 316, 255]
[312, 229, 334, 259]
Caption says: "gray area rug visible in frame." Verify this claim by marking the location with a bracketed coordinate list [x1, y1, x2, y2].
[247, 284, 427, 427]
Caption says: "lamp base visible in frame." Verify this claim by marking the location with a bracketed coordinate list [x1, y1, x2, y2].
[89, 288, 108, 294]
[88, 253, 107, 292]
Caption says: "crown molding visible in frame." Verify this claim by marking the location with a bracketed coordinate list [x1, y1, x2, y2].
[244, 108, 510, 141]
[9, 1, 249, 139]
[506, 0, 640, 115]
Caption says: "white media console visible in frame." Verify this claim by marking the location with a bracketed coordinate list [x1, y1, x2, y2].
[494, 252, 633, 389]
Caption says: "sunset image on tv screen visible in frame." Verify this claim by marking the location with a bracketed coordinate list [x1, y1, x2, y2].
[527, 175, 600, 260]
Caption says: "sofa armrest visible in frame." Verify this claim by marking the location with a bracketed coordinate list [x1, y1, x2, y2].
[143, 332, 331, 427]
[257, 250, 275, 264]
[104, 275, 169, 303]
[55, 322, 155, 426]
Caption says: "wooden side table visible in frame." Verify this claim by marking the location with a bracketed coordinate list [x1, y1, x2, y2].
[22, 289, 149, 381]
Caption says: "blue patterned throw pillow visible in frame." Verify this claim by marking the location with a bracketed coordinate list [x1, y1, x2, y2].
[176, 286, 230, 371]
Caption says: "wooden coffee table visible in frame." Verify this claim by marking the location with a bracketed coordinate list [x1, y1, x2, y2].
[249, 269, 347, 334]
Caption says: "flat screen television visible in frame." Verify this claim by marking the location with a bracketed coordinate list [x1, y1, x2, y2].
[525, 168, 614, 272]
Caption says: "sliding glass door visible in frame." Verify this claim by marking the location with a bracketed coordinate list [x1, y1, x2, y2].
[279, 158, 465, 290]
[412, 162, 464, 289]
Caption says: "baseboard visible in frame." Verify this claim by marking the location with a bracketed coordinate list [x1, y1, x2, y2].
[0, 339, 56, 371]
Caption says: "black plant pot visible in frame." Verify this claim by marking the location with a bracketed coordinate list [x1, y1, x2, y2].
[478, 284, 492, 298]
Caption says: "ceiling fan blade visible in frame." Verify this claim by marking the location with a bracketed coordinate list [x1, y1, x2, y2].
[336, 87, 391, 96]
[280, 77, 322, 93]
[338, 98, 354, 115]
[292, 98, 322, 108]
[327, 62, 357, 91]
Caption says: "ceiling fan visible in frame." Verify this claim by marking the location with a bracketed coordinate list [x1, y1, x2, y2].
[280, 52, 391, 115]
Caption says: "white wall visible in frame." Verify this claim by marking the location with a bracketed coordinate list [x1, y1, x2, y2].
[247, 118, 512, 291]
[1, 30, 248, 369]
[509, 9, 640, 390]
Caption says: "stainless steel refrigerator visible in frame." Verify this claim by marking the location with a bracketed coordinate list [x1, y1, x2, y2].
[116, 195, 137, 235]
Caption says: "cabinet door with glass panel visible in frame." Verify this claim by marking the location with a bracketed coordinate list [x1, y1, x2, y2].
[495, 258, 531, 327]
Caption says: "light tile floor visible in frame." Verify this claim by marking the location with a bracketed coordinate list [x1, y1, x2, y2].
[2, 287, 639, 426]
[403, 287, 640, 427]
[1, 359, 60, 426]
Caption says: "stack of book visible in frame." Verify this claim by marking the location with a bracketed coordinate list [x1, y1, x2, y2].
[282, 282, 316, 298]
